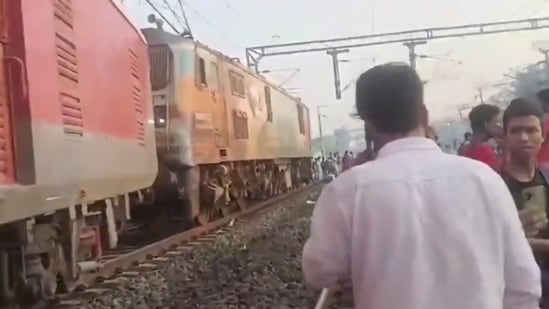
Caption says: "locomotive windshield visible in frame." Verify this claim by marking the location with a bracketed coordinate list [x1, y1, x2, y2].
[148, 44, 173, 91]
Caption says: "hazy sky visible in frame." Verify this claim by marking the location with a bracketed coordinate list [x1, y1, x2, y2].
[125, 0, 549, 136]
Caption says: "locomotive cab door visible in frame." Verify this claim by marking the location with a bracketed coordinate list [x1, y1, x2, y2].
[203, 58, 228, 151]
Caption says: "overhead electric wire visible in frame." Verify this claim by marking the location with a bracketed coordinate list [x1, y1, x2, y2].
[525, 0, 549, 17]
[176, 0, 193, 36]
[179, 0, 242, 49]
[161, 0, 186, 31]
[219, 0, 244, 23]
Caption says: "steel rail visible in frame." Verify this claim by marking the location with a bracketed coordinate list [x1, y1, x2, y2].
[78, 183, 322, 288]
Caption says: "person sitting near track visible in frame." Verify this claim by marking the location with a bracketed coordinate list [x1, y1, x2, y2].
[302, 63, 541, 309]
[459, 103, 503, 170]
[499, 98, 549, 308]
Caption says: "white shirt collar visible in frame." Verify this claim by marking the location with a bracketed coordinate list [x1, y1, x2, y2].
[377, 137, 440, 159]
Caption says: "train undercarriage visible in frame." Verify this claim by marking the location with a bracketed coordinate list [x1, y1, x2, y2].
[0, 158, 312, 306]
[0, 192, 143, 306]
[194, 158, 312, 224]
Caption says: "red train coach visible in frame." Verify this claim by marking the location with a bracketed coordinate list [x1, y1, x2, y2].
[0, 0, 156, 303]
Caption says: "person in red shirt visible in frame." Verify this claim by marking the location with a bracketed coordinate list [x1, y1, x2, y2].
[459, 104, 503, 170]
[537, 89, 549, 167]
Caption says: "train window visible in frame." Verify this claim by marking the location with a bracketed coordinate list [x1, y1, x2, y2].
[238, 79, 245, 96]
[233, 110, 249, 139]
[153, 105, 167, 128]
[297, 104, 305, 134]
[264, 86, 273, 122]
[229, 73, 236, 92]
[208, 61, 218, 90]
[229, 70, 246, 97]
[198, 57, 207, 86]
[148, 45, 173, 91]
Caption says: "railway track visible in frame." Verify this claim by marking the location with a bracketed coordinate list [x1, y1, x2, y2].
[53, 183, 322, 307]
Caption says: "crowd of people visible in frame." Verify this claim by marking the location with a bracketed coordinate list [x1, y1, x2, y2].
[311, 150, 359, 180]
[302, 63, 549, 308]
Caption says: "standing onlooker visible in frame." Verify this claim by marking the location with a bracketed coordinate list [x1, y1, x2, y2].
[457, 132, 472, 154]
[341, 150, 352, 172]
[459, 104, 502, 170]
[302, 63, 541, 309]
[320, 157, 328, 179]
[537, 89, 549, 166]
[500, 98, 549, 308]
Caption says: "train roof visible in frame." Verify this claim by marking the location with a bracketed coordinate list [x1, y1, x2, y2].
[141, 27, 194, 46]
[141, 28, 307, 109]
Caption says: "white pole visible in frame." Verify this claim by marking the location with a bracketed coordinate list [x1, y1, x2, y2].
[314, 288, 330, 309]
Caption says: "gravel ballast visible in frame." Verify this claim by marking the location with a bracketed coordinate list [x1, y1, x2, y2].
[60, 186, 353, 309]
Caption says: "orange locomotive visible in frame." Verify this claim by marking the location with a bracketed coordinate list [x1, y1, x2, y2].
[143, 27, 313, 225]
[0, 2, 312, 305]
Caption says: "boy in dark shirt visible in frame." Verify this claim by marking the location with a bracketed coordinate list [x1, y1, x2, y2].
[500, 98, 549, 307]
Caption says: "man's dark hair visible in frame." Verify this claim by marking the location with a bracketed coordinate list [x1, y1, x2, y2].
[468, 104, 500, 134]
[355, 63, 423, 134]
[536, 89, 549, 112]
[502, 98, 544, 132]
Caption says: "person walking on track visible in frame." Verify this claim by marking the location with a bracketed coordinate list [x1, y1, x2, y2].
[500, 98, 549, 308]
[302, 63, 541, 309]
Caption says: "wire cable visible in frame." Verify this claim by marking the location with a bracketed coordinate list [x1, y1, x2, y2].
[161, 0, 186, 31]
[179, 0, 242, 49]
[176, 0, 193, 36]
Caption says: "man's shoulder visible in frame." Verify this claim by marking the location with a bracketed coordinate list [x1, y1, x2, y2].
[537, 165, 549, 184]
[438, 155, 509, 204]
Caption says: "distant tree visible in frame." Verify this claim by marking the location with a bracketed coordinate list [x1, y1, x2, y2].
[487, 89, 513, 109]
[502, 63, 549, 104]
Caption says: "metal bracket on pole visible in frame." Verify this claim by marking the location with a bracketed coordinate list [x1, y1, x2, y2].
[245, 47, 264, 73]
[403, 41, 426, 70]
[326, 49, 350, 100]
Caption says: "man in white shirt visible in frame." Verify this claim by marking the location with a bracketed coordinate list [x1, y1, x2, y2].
[302, 63, 541, 309]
